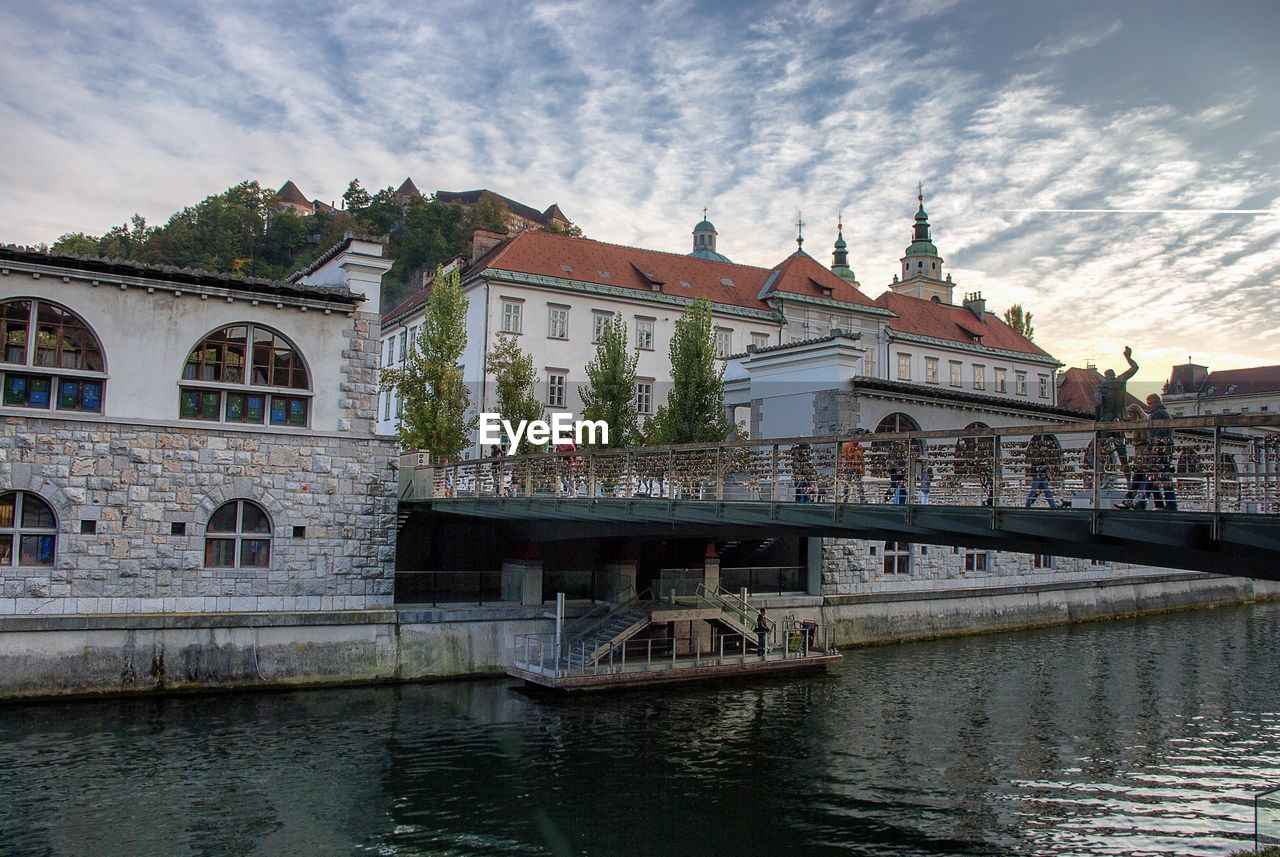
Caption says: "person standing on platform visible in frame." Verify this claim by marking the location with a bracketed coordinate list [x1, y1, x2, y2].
[754, 607, 770, 659]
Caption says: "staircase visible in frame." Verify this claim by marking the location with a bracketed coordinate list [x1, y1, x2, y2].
[565, 605, 651, 669]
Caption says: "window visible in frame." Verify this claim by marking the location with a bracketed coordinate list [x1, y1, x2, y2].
[547, 372, 566, 408]
[994, 368, 1007, 393]
[384, 338, 394, 366]
[0, 491, 56, 567]
[407, 326, 418, 355]
[637, 319, 655, 351]
[548, 306, 568, 340]
[592, 313, 612, 343]
[1090, 559, 1108, 567]
[963, 549, 989, 573]
[972, 365, 985, 391]
[949, 361, 962, 387]
[395, 394, 403, 418]
[925, 357, 939, 384]
[883, 541, 912, 575]
[715, 329, 732, 359]
[636, 381, 653, 415]
[397, 330, 407, 362]
[501, 301, 523, 334]
[0, 299, 105, 414]
[1016, 371, 1027, 396]
[179, 324, 311, 427]
[1034, 554, 1054, 569]
[897, 353, 912, 381]
[204, 499, 271, 569]
[383, 391, 391, 421]
[751, 333, 770, 350]
[1038, 374, 1050, 399]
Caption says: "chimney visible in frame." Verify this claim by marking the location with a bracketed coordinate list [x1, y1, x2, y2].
[963, 291, 985, 320]
[471, 228, 505, 261]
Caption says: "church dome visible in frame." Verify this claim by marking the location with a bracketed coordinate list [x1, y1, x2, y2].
[695, 219, 717, 233]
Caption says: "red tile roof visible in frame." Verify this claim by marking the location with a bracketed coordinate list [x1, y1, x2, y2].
[760, 251, 878, 307]
[396, 177, 420, 197]
[1056, 366, 1143, 415]
[1200, 365, 1280, 397]
[873, 292, 1054, 359]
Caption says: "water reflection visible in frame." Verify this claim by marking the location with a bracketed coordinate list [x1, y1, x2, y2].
[2, 603, 1278, 856]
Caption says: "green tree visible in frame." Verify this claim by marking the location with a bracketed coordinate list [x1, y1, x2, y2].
[50, 232, 100, 256]
[649, 299, 730, 444]
[381, 265, 473, 459]
[262, 209, 309, 268]
[578, 313, 639, 448]
[97, 214, 153, 260]
[1003, 304, 1034, 340]
[343, 179, 371, 213]
[484, 333, 544, 454]
[540, 218, 585, 238]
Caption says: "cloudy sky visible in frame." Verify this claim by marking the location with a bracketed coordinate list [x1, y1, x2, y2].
[1, 0, 1276, 384]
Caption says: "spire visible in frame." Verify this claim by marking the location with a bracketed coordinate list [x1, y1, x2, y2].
[830, 214, 858, 287]
[690, 208, 730, 262]
[795, 211, 804, 251]
[913, 183, 931, 243]
[895, 185, 950, 302]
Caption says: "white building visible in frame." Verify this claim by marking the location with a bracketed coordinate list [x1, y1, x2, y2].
[1163, 361, 1280, 417]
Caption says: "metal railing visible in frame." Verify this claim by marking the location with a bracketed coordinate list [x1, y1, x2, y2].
[407, 413, 1280, 516]
[393, 570, 504, 605]
[719, 566, 805, 595]
[511, 618, 834, 680]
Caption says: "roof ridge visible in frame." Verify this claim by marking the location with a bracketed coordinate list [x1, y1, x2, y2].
[507, 229, 773, 273]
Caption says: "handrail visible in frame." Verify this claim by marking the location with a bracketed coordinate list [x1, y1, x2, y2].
[561, 585, 649, 659]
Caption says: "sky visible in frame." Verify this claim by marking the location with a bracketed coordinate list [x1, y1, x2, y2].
[0, 0, 1276, 386]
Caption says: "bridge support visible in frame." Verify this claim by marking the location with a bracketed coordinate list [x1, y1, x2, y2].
[806, 537, 824, 596]
[502, 557, 543, 606]
[703, 542, 720, 590]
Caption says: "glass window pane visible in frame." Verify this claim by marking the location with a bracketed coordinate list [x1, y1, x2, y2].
[200, 391, 220, 420]
[28, 376, 50, 408]
[19, 534, 55, 566]
[208, 503, 238, 533]
[204, 538, 236, 568]
[0, 534, 11, 564]
[4, 374, 27, 405]
[225, 392, 246, 422]
[246, 395, 264, 423]
[287, 398, 307, 427]
[240, 539, 270, 568]
[80, 381, 102, 412]
[270, 397, 287, 425]
[241, 503, 271, 534]
[20, 495, 55, 529]
[0, 493, 14, 528]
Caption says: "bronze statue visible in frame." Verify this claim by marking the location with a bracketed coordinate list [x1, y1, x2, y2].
[1096, 346, 1138, 423]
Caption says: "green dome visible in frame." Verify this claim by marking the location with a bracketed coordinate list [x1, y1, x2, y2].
[690, 247, 731, 262]
[694, 219, 717, 233]
[905, 240, 939, 257]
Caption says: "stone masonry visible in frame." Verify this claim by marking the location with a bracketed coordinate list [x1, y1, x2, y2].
[0, 417, 398, 615]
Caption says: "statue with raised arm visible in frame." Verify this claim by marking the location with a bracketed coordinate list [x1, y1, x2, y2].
[1096, 346, 1138, 423]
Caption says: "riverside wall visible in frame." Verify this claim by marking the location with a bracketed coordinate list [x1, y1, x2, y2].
[2, 575, 1279, 701]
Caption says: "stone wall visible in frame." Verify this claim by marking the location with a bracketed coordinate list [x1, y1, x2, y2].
[821, 536, 1200, 596]
[0, 416, 399, 615]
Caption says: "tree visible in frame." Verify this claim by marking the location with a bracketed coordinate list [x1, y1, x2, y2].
[1003, 304, 1034, 340]
[50, 232, 100, 256]
[484, 333, 544, 454]
[578, 313, 640, 448]
[381, 265, 473, 459]
[541, 218, 585, 238]
[649, 299, 731, 444]
[343, 179, 371, 213]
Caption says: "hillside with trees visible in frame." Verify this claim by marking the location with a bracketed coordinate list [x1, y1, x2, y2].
[43, 179, 582, 309]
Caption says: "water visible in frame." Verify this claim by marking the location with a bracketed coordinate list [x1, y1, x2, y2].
[3, 603, 1280, 856]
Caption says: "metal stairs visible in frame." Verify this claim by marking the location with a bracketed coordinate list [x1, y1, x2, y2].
[565, 606, 651, 669]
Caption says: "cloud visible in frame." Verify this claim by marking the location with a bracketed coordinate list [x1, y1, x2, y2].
[1019, 19, 1123, 59]
[0, 0, 1274, 382]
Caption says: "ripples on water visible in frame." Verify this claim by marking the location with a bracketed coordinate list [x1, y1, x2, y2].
[2, 603, 1279, 856]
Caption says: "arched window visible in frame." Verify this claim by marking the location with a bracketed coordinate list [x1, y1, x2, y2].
[876, 412, 921, 434]
[204, 499, 271, 568]
[179, 324, 311, 426]
[0, 299, 105, 413]
[0, 491, 57, 567]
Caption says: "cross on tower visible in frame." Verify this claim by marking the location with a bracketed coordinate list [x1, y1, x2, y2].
[917, 181, 924, 203]
[795, 211, 805, 250]
[703, 205, 708, 221]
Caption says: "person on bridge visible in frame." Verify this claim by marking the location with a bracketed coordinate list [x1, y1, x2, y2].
[1024, 435, 1060, 508]
[1146, 393, 1178, 511]
[1117, 403, 1154, 509]
[918, 464, 933, 505]
[839, 438, 866, 503]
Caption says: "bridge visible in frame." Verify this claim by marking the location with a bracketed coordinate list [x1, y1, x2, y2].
[400, 414, 1280, 580]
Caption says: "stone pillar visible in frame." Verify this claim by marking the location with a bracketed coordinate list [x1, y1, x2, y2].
[805, 537, 823, 596]
[502, 559, 543, 606]
[603, 561, 637, 599]
[703, 542, 720, 590]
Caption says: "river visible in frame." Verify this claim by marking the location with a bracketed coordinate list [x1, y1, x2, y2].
[3, 602, 1279, 856]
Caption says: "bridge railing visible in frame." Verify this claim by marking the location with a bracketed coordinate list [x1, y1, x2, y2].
[412, 414, 1280, 515]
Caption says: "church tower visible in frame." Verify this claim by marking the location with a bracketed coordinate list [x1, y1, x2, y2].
[891, 187, 954, 303]
[830, 216, 860, 289]
[689, 209, 730, 262]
